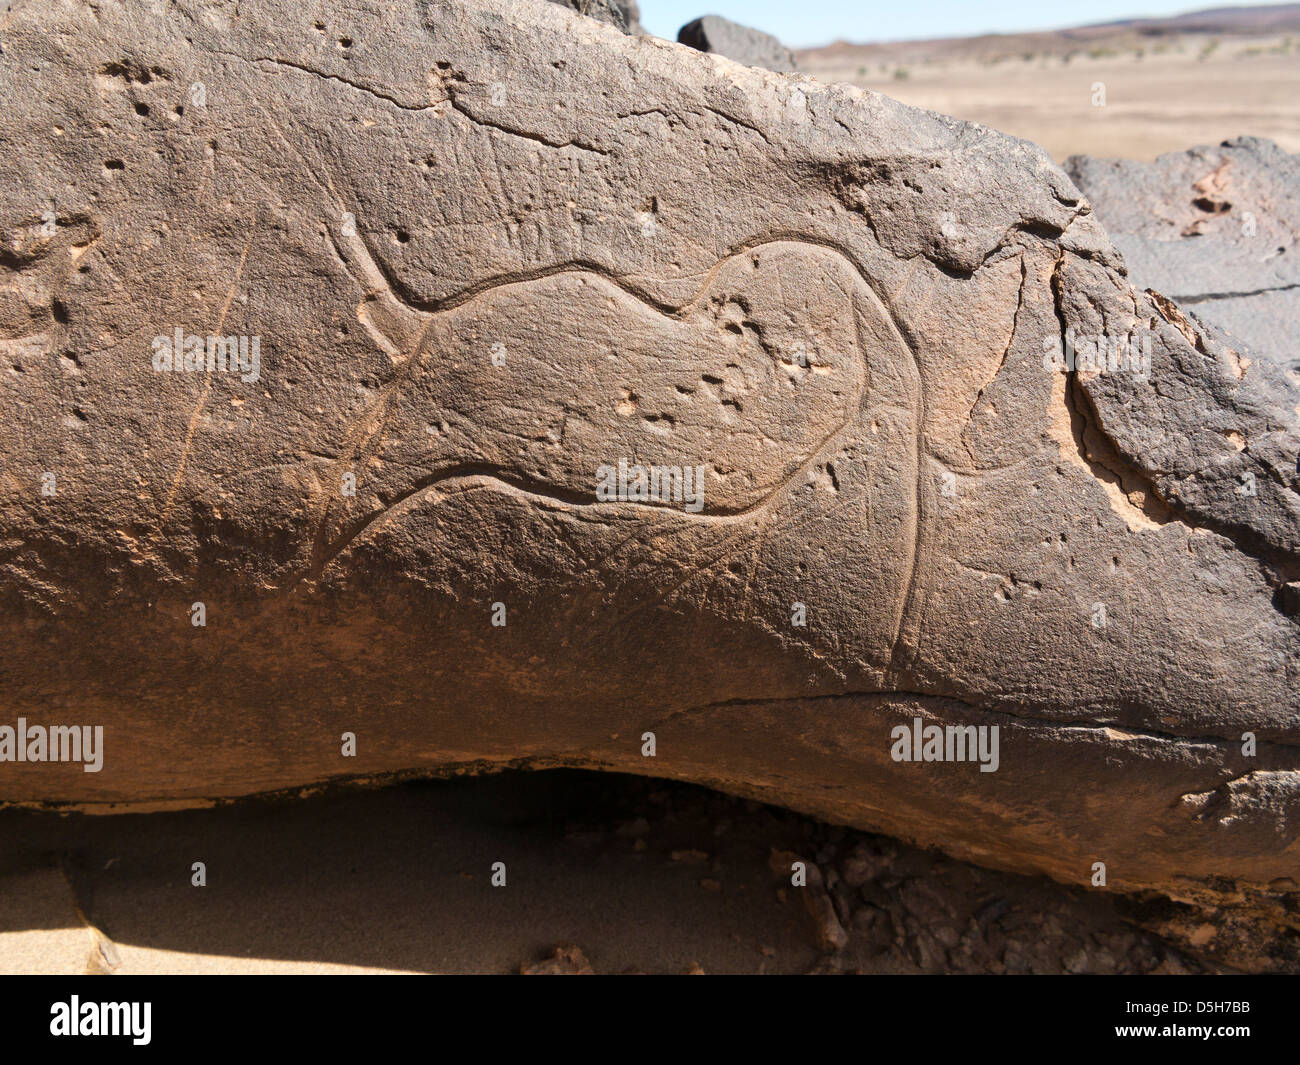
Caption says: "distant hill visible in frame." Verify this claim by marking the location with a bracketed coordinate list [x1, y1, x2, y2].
[797, 2, 1300, 65]
[1102, 3, 1300, 31]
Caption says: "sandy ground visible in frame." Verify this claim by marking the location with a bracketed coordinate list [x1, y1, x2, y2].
[798, 34, 1300, 162]
[0, 771, 1213, 975]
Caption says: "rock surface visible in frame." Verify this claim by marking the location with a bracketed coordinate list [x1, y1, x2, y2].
[0, 0, 1297, 961]
[1066, 137, 1300, 372]
[677, 15, 797, 72]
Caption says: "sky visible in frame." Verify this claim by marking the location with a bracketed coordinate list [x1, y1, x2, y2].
[639, 0, 1272, 49]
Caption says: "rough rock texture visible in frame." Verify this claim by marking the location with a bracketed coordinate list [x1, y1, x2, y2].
[548, 0, 641, 35]
[678, 15, 797, 72]
[1067, 137, 1300, 372]
[1, 0, 1297, 965]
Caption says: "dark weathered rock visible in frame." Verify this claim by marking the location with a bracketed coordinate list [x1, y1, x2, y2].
[1066, 137, 1300, 371]
[0, 0, 1297, 964]
[678, 15, 797, 72]
[548, 0, 641, 34]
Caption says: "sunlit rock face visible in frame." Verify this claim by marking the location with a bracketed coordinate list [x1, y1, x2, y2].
[0, 0, 1296, 966]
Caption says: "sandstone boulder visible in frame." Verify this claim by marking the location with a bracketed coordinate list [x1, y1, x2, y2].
[549, 0, 641, 35]
[1066, 137, 1300, 372]
[678, 15, 797, 72]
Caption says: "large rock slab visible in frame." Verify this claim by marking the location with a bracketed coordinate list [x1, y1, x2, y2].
[1066, 137, 1300, 372]
[678, 15, 797, 72]
[0, 0, 1297, 963]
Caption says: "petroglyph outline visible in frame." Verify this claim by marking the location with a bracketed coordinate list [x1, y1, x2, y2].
[309, 231, 921, 587]
[234, 95, 926, 640]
